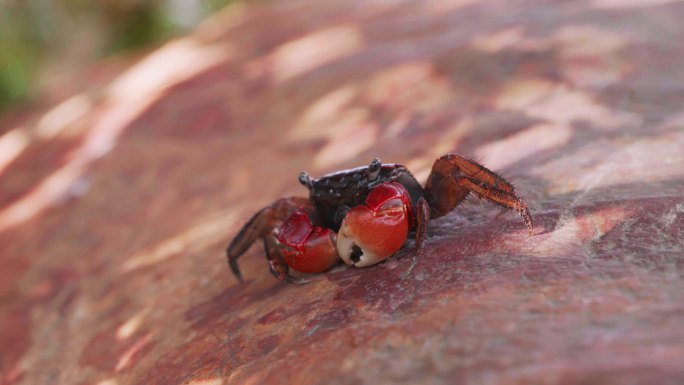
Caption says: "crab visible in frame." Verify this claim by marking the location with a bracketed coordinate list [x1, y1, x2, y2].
[227, 154, 533, 283]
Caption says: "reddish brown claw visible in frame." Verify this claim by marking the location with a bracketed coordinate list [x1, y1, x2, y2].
[337, 182, 412, 267]
[277, 208, 340, 274]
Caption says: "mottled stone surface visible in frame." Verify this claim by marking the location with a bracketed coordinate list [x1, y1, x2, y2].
[1, 1, 684, 384]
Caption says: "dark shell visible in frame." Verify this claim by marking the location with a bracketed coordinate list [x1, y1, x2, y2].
[303, 163, 425, 231]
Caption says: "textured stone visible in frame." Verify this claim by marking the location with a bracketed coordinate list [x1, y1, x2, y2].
[1, 1, 684, 384]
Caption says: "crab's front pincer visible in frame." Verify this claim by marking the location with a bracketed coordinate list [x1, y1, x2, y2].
[337, 182, 412, 267]
[277, 209, 340, 274]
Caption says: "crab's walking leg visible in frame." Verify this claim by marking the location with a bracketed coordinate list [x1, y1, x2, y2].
[425, 154, 534, 235]
[404, 197, 430, 277]
[226, 197, 310, 282]
[414, 197, 430, 252]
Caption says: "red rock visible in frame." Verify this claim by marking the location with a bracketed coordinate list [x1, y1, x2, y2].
[1, 1, 684, 384]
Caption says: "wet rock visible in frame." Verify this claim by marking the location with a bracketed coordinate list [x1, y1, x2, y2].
[1, 1, 684, 384]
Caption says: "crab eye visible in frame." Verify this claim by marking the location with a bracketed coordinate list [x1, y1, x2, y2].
[337, 182, 412, 267]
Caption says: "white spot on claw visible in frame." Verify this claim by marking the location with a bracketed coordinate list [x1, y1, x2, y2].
[337, 221, 387, 267]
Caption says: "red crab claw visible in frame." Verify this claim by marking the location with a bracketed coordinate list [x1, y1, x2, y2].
[277, 208, 340, 274]
[337, 182, 412, 267]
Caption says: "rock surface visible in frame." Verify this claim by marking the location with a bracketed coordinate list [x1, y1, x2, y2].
[1, 1, 684, 384]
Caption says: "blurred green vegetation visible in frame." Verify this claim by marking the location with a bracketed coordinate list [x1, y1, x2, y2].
[0, 0, 236, 114]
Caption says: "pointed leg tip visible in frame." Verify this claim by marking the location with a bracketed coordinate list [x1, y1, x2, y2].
[227, 256, 245, 283]
[284, 274, 311, 285]
[231, 269, 245, 283]
[527, 223, 545, 237]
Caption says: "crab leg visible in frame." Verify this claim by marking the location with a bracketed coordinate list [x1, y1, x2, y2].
[414, 197, 430, 253]
[425, 154, 534, 235]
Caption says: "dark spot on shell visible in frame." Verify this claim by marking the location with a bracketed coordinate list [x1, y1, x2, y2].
[350, 245, 363, 263]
